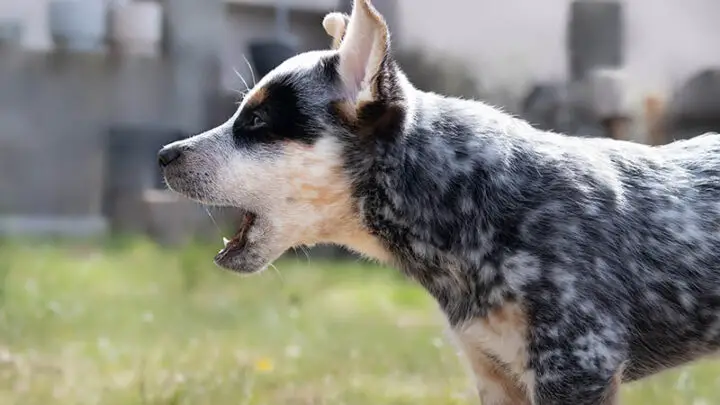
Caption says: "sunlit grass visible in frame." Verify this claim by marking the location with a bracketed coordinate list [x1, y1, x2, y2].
[0, 238, 718, 404]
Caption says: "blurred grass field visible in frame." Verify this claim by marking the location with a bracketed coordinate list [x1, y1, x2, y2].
[0, 239, 719, 405]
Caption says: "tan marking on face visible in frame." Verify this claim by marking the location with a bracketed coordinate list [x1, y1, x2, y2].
[270, 140, 391, 262]
[244, 87, 267, 109]
[453, 303, 532, 405]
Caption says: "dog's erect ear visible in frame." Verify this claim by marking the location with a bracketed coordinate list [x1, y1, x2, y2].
[333, 0, 390, 102]
[322, 12, 350, 50]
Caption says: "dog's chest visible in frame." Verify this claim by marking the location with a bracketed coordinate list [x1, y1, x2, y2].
[451, 303, 532, 390]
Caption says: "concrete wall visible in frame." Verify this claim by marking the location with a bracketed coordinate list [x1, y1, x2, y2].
[7, 0, 719, 107]
[0, 0, 226, 223]
[0, 0, 336, 234]
[398, 0, 720, 104]
[2, 0, 719, 237]
[0, 50, 180, 218]
[0, 0, 52, 51]
[0, 51, 109, 217]
[220, 4, 330, 93]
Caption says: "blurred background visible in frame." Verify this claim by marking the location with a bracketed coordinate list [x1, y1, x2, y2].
[1, 0, 720, 404]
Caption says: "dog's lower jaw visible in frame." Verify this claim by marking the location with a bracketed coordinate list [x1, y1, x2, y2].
[213, 213, 287, 274]
[213, 241, 286, 274]
[213, 248, 272, 274]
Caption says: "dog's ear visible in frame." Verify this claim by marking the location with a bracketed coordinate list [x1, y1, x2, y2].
[333, 0, 390, 103]
[322, 12, 350, 50]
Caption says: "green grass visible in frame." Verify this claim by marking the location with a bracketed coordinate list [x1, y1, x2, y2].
[0, 239, 718, 404]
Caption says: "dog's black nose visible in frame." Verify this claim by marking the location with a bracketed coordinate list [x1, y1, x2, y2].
[158, 146, 182, 167]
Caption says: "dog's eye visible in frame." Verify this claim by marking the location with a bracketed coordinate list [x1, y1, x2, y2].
[248, 113, 266, 129]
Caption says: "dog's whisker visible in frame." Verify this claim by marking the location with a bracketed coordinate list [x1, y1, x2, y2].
[232, 66, 251, 93]
[290, 247, 304, 266]
[268, 263, 284, 284]
[241, 54, 257, 87]
[203, 206, 223, 235]
[299, 245, 311, 261]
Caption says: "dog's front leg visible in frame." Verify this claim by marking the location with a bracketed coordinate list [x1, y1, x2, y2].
[467, 350, 532, 405]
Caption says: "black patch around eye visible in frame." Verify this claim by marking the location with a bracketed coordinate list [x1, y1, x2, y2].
[248, 112, 266, 129]
[231, 108, 272, 146]
[231, 75, 320, 147]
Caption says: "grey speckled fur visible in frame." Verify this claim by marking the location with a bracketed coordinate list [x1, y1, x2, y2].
[159, 1, 720, 403]
[356, 89, 720, 400]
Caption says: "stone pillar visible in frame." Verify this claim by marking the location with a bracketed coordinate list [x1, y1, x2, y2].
[0, 52, 111, 218]
[164, 0, 224, 132]
[566, 0, 626, 138]
[567, 0, 624, 82]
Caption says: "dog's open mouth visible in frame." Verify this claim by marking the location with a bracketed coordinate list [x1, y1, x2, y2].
[214, 211, 256, 266]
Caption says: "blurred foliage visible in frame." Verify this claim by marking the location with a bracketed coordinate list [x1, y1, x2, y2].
[177, 241, 210, 294]
[0, 243, 9, 306]
[0, 239, 717, 404]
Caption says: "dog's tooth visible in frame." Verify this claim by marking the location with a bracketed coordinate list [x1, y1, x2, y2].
[223, 237, 230, 247]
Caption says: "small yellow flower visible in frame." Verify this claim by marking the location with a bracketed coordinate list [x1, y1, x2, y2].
[254, 357, 274, 373]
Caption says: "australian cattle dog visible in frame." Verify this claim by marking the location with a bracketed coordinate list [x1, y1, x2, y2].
[158, 1, 720, 403]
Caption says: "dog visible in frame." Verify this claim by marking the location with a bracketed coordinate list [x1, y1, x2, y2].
[158, 1, 720, 403]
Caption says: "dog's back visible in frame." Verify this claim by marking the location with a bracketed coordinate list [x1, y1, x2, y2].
[608, 133, 720, 379]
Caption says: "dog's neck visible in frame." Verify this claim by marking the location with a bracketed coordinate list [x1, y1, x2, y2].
[343, 87, 540, 323]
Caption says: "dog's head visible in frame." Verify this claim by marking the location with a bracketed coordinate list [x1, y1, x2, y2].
[158, 0, 406, 273]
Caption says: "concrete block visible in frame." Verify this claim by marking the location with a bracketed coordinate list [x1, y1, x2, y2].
[670, 69, 720, 121]
[586, 68, 630, 119]
[665, 69, 720, 140]
[48, 0, 108, 53]
[521, 82, 572, 132]
[108, 2, 163, 57]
